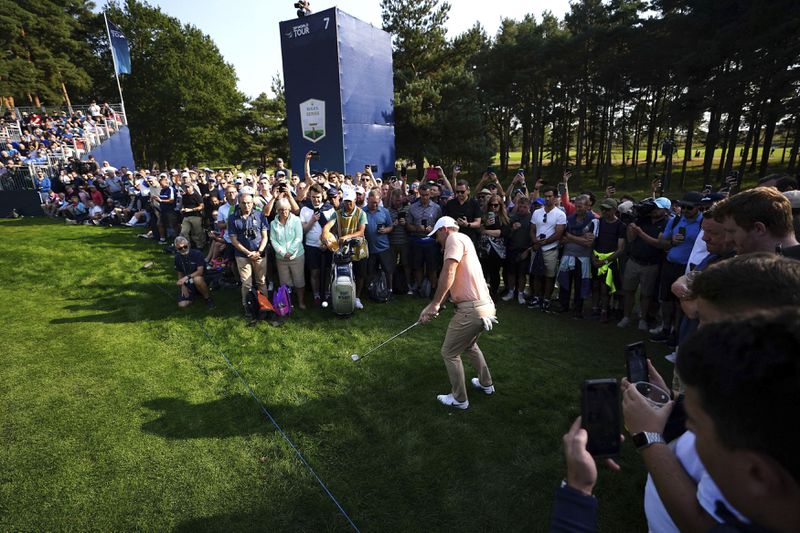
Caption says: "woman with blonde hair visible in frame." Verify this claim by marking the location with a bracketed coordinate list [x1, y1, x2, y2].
[479, 194, 510, 298]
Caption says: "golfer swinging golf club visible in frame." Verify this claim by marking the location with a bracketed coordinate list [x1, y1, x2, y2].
[419, 216, 498, 410]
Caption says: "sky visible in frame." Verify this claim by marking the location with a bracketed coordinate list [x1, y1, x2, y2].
[112, 0, 573, 99]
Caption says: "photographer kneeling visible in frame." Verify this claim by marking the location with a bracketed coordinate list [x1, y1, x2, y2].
[174, 236, 214, 309]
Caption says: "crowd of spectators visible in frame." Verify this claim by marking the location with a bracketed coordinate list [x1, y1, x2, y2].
[28, 144, 800, 530]
[0, 102, 121, 185]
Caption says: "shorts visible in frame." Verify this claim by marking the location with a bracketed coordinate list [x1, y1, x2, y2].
[659, 260, 687, 302]
[505, 248, 530, 278]
[160, 209, 178, 228]
[367, 249, 395, 277]
[536, 248, 559, 278]
[622, 258, 660, 296]
[411, 239, 441, 273]
[177, 283, 197, 302]
[304, 244, 329, 270]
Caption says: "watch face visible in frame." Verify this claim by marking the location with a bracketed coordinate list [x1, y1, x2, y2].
[632, 432, 649, 449]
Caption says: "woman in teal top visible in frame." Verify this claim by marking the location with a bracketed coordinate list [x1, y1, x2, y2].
[270, 198, 307, 309]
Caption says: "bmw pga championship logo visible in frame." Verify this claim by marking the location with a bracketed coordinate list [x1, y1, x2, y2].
[300, 99, 325, 142]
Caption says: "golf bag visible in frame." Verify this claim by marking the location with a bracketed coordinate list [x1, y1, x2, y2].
[330, 239, 359, 316]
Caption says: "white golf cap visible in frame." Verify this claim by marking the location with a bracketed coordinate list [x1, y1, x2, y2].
[240, 185, 255, 195]
[342, 187, 356, 202]
[427, 216, 458, 237]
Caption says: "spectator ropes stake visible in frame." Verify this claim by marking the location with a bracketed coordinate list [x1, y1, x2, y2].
[149, 279, 360, 532]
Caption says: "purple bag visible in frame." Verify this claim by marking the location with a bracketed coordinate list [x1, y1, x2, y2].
[272, 284, 292, 317]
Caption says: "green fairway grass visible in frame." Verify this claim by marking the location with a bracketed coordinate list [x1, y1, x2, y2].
[1, 218, 674, 531]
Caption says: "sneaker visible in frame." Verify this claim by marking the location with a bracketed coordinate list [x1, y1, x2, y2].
[526, 296, 541, 309]
[638, 319, 649, 331]
[65, 219, 77, 224]
[268, 281, 274, 292]
[501, 290, 515, 302]
[206, 298, 216, 310]
[617, 317, 630, 328]
[650, 330, 671, 343]
[665, 351, 677, 363]
[158, 238, 166, 245]
[407, 288, 414, 295]
[541, 299, 552, 312]
[517, 292, 526, 305]
[314, 295, 321, 307]
[354, 298, 364, 310]
[471, 377, 495, 395]
[244, 308, 253, 319]
[649, 324, 664, 335]
[436, 394, 469, 410]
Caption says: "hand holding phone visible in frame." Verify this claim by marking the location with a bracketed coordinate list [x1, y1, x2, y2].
[625, 342, 649, 383]
[581, 379, 621, 458]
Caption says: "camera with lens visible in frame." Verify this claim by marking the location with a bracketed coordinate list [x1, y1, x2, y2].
[620, 198, 656, 225]
[244, 227, 257, 240]
[309, 150, 320, 159]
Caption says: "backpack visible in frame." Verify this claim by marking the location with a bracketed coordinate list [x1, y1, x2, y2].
[272, 284, 292, 317]
[368, 270, 390, 303]
[246, 287, 274, 320]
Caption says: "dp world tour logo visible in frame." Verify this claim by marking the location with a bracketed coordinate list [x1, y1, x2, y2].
[300, 99, 325, 142]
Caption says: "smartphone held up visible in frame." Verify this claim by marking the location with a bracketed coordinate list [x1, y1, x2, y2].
[581, 379, 621, 458]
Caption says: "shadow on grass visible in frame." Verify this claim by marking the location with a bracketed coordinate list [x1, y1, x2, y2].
[50, 282, 179, 324]
[142, 395, 270, 439]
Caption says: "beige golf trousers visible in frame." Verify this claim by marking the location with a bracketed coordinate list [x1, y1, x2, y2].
[441, 299, 495, 402]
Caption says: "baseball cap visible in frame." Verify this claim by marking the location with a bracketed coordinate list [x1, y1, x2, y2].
[236, 172, 245, 179]
[276, 170, 286, 177]
[158, 172, 167, 178]
[599, 198, 618, 210]
[355, 186, 365, 195]
[234, 178, 243, 185]
[783, 190, 800, 209]
[534, 197, 545, 205]
[203, 167, 212, 173]
[342, 188, 356, 202]
[327, 186, 340, 197]
[678, 191, 704, 207]
[240, 185, 255, 195]
[170, 169, 178, 175]
[427, 216, 459, 237]
[654, 197, 672, 210]
[181, 172, 190, 179]
[700, 192, 726, 205]
[478, 188, 492, 196]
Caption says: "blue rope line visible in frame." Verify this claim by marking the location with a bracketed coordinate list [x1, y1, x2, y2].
[152, 281, 359, 531]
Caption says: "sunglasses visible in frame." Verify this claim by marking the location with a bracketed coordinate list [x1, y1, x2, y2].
[543, 213, 547, 223]
[176, 245, 188, 251]
[489, 203, 500, 207]
[456, 189, 467, 194]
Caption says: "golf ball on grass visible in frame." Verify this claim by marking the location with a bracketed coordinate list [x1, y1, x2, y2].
[321, 301, 329, 308]
[351, 354, 360, 362]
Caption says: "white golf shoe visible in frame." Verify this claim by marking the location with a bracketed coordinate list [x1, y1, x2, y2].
[436, 394, 469, 410]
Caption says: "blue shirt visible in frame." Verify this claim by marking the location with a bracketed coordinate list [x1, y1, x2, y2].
[664, 213, 703, 265]
[174, 249, 205, 276]
[229, 209, 269, 257]
[158, 185, 178, 212]
[35, 176, 51, 192]
[365, 206, 392, 254]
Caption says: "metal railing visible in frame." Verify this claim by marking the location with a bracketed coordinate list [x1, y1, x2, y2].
[0, 168, 37, 192]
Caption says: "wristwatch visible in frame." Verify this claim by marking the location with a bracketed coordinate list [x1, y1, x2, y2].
[632, 431, 666, 450]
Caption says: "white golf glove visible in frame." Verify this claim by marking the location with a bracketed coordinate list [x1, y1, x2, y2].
[481, 316, 499, 331]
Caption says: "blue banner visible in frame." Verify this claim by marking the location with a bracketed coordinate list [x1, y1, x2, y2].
[107, 18, 131, 75]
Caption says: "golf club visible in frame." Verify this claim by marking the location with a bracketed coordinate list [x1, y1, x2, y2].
[351, 320, 422, 362]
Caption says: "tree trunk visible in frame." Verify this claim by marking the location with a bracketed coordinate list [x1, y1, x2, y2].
[575, 99, 586, 181]
[521, 107, 532, 169]
[716, 114, 733, 181]
[788, 119, 800, 173]
[723, 111, 741, 177]
[632, 106, 642, 178]
[739, 108, 758, 174]
[749, 120, 762, 172]
[781, 117, 793, 165]
[644, 88, 661, 180]
[759, 111, 778, 178]
[680, 118, 695, 189]
[702, 105, 721, 180]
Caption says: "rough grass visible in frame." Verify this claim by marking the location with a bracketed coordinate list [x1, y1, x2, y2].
[0, 218, 674, 531]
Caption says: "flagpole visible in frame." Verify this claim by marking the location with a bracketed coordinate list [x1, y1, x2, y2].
[104, 12, 128, 125]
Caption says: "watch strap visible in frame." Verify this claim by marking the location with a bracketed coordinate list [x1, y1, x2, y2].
[632, 431, 665, 450]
